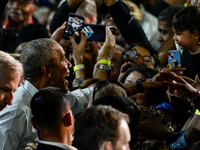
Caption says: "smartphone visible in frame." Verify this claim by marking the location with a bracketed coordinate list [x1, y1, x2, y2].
[63, 13, 85, 43]
[167, 50, 181, 67]
[122, 48, 138, 62]
[82, 24, 106, 42]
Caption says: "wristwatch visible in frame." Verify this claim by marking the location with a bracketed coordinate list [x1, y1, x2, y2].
[97, 64, 113, 73]
[136, 78, 146, 93]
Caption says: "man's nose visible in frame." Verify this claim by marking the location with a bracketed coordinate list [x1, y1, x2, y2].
[66, 59, 72, 68]
[157, 34, 163, 42]
[4, 92, 14, 105]
[173, 34, 177, 41]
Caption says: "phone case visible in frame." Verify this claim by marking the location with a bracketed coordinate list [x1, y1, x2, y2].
[167, 50, 181, 65]
[82, 24, 106, 42]
[122, 49, 138, 62]
[63, 13, 85, 43]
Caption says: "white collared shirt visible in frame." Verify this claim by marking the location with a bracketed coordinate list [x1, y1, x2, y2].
[0, 80, 92, 150]
[39, 140, 77, 150]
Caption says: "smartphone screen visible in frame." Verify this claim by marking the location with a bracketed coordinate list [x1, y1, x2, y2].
[122, 48, 138, 62]
[63, 13, 85, 43]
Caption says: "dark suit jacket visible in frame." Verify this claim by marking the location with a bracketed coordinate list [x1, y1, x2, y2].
[36, 143, 73, 150]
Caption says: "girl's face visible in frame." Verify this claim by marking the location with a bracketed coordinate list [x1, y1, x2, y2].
[172, 27, 199, 50]
[125, 71, 148, 106]
[132, 46, 155, 69]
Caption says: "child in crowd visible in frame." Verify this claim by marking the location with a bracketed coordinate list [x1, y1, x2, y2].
[172, 6, 200, 80]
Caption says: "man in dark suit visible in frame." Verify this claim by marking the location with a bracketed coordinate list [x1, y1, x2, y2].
[31, 87, 76, 150]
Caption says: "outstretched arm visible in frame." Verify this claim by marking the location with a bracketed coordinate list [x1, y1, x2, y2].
[156, 71, 200, 146]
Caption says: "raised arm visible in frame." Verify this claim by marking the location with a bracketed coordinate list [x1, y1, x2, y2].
[50, 0, 85, 34]
[93, 26, 116, 80]
[102, 0, 150, 45]
[70, 31, 88, 79]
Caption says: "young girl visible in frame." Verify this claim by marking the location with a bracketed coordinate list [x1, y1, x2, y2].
[172, 6, 200, 80]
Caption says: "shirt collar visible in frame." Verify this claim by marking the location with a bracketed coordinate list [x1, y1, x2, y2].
[24, 80, 38, 97]
[39, 140, 77, 150]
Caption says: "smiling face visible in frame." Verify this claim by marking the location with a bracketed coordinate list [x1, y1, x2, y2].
[172, 27, 199, 51]
[139, 107, 174, 140]
[132, 46, 155, 69]
[0, 66, 20, 111]
[50, 44, 72, 93]
[125, 71, 148, 106]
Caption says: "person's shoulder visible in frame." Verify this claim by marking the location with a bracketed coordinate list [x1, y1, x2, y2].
[13, 85, 32, 107]
[70, 87, 93, 96]
[36, 143, 71, 150]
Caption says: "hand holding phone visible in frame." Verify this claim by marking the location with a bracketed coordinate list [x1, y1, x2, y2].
[63, 13, 85, 43]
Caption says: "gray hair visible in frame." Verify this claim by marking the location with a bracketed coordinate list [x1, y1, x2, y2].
[20, 38, 58, 80]
[76, 0, 97, 24]
[0, 51, 23, 76]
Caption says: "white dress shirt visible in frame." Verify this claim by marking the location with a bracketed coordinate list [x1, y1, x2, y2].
[0, 80, 92, 150]
[38, 140, 77, 150]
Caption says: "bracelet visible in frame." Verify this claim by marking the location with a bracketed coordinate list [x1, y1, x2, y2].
[96, 64, 113, 73]
[195, 109, 200, 115]
[187, 90, 200, 102]
[98, 59, 111, 65]
[73, 64, 85, 72]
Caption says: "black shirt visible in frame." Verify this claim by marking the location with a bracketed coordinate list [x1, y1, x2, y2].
[181, 49, 200, 80]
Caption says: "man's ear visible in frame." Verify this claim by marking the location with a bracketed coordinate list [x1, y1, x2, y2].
[41, 63, 52, 78]
[100, 141, 113, 150]
[31, 117, 38, 130]
[63, 112, 72, 126]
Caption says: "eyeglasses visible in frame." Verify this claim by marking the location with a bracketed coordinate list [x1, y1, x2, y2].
[141, 106, 159, 118]
[92, 80, 124, 104]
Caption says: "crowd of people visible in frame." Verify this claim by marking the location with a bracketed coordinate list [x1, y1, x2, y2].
[1, 0, 200, 150]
